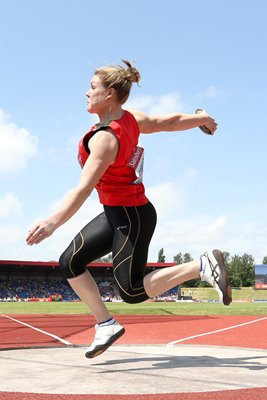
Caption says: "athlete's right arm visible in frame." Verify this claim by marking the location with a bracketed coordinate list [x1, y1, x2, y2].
[130, 109, 217, 135]
[26, 130, 118, 246]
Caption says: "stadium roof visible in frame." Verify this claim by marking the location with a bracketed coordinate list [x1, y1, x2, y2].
[0, 260, 176, 268]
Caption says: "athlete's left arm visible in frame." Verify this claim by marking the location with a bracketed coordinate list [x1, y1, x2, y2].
[130, 109, 217, 135]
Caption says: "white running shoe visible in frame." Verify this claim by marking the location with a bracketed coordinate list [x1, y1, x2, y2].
[200, 249, 232, 305]
[85, 321, 125, 358]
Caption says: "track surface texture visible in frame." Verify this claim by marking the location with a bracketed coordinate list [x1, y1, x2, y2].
[0, 314, 266, 400]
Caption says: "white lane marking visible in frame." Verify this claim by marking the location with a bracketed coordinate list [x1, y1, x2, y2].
[1, 314, 72, 346]
[167, 316, 267, 346]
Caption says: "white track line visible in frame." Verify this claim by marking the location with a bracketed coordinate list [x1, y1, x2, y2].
[167, 316, 267, 346]
[1, 314, 72, 346]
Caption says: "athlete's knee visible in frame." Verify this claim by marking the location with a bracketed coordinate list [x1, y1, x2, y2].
[59, 248, 85, 279]
[118, 287, 149, 304]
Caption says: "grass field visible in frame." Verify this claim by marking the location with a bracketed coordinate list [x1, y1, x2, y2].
[181, 287, 267, 301]
[0, 299, 266, 316]
[0, 288, 266, 316]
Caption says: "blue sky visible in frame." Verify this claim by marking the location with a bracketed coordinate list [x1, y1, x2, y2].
[1, 0, 267, 263]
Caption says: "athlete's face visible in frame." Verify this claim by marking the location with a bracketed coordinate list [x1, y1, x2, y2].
[86, 75, 109, 114]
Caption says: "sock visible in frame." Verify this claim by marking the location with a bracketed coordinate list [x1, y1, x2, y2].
[200, 255, 206, 275]
[98, 317, 115, 327]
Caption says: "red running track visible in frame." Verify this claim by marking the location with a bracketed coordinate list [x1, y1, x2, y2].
[0, 314, 266, 400]
[1, 388, 267, 400]
[1, 314, 266, 350]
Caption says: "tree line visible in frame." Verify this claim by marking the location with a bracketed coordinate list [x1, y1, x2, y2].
[157, 248, 266, 287]
[97, 249, 266, 288]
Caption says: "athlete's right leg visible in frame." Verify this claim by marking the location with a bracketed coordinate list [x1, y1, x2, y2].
[143, 250, 232, 306]
[59, 212, 114, 322]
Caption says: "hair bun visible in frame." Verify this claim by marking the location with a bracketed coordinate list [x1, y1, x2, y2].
[121, 59, 141, 84]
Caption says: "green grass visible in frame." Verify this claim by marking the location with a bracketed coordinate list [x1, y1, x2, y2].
[1, 288, 266, 316]
[0, 298, 266, 316]
[182, 287, 267, 301]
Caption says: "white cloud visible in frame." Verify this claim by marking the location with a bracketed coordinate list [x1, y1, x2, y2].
[0, 193, 22, 219]
[148, 209, 267, 264]
[149, 214, 228, 259]
[125, 89, 221, 116]
[146, 181, 185, 219]
[49, 193, 103, 243]
[20, 191, 104, 261]
[1, 191, 267, 265]
[1, 173, 266, 265]
[194, 86, 222, 101]
[0, 109, 38, 174]
[126, 92, 185, 114]
[0, 225, 23, 247]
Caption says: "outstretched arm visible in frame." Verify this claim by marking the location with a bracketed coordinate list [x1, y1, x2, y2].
[26, 129, 118, 245]
[130, 109, 217, 135]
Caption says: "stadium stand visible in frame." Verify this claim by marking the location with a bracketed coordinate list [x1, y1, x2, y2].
[0, 260, 179, 302]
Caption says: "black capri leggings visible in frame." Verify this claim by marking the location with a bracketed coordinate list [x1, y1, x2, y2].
[59, 201, 157, 304]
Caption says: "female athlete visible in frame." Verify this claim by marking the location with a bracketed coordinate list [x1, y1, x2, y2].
[26, 59, 232, 358]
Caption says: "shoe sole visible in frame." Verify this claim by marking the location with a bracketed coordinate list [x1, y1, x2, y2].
[85, 327, 125, 359]
[212, 249, 232, 306]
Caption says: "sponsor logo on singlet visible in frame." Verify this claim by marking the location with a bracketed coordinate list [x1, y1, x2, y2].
[128, 146, 144, 184]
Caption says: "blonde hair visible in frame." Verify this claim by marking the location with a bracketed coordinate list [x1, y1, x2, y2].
[94, 59, 141, 104]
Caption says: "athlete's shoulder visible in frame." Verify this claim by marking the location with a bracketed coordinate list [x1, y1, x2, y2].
[126, 109, 144, 123]
[126, 109, 150, 132]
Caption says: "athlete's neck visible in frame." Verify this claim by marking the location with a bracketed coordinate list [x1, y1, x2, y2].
[98, 108, 125, 124]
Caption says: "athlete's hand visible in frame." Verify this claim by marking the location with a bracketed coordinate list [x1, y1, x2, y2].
[202, 113, 218, 135]
[195, 109, 218, 135]
[26, 220, 56, 245]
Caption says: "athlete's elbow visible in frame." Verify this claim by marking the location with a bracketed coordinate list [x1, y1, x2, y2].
[74, 183, 93, 202]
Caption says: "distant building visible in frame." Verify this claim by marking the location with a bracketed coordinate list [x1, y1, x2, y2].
[255, 264, 267, 289]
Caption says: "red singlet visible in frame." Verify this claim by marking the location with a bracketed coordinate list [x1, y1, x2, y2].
[78, 111, 149, 206]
